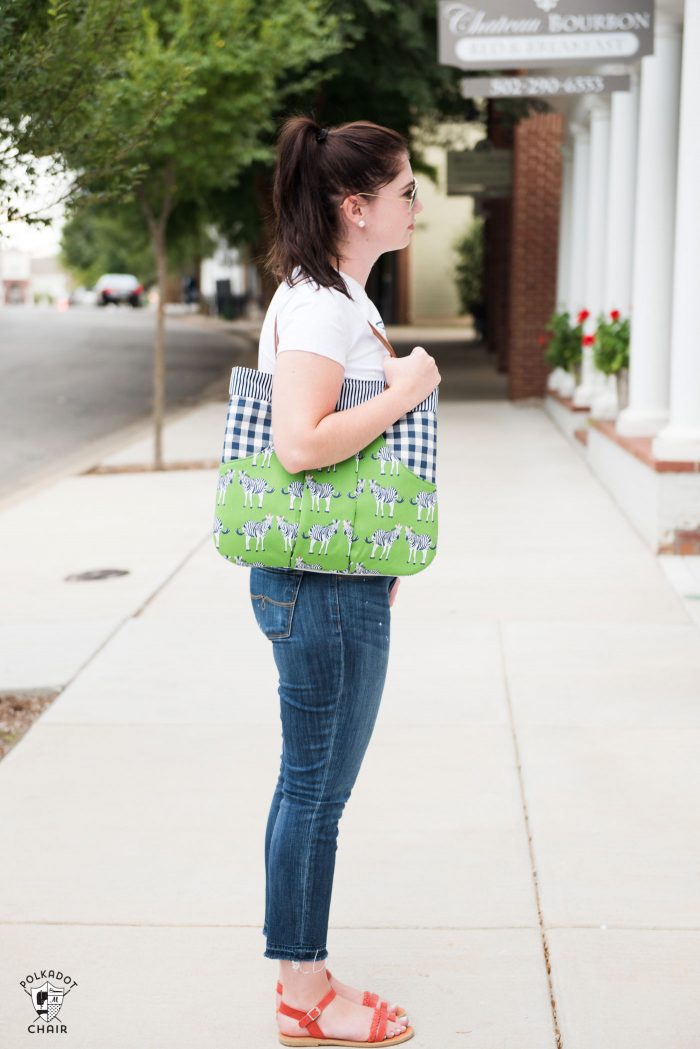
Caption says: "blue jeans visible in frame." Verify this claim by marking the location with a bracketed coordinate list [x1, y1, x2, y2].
[248, 565, 397, 962]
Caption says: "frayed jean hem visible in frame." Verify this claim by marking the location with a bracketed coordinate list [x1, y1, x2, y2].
[264, 943, 329, 962]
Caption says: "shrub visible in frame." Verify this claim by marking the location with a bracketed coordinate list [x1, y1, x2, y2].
[453, 218, 484, 315]
[542, 309, 583, 371]
[593, 310, 630, 375]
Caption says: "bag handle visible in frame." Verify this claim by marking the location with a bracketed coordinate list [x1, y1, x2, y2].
[273, 314, 397, 358]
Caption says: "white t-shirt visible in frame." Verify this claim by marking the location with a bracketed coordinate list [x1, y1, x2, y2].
[257, 266, 389, 381]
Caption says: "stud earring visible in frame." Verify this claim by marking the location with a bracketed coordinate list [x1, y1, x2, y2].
[358, 219, 366, 228]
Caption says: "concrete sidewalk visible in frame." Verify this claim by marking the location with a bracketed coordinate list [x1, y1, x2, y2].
[1, 392, 699, 1048]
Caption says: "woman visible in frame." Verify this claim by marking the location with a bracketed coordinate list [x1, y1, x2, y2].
[251, 116, 440, 1046]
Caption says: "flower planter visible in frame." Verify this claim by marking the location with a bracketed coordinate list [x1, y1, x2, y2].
[558, 366, 578, 398]
[547, 367, 568, 393]
[616, 368, 629, 411]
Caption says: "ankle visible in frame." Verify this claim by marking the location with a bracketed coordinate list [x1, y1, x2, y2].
[278, 960, 329, 1002]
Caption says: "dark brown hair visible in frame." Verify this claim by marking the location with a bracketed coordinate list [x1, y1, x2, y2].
[264, 115, 409, 300]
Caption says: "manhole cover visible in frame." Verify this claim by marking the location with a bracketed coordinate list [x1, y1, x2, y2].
[64, 569, 130, 582]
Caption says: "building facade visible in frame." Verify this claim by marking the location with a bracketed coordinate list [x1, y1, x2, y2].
[546, 0, 699, 552]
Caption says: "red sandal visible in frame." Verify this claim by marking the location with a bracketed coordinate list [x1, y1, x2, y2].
[276, 968, 408, 1021]
[277, 984, 414, 1046]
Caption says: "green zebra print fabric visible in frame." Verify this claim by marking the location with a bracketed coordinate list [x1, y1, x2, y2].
[213, 367, 439, 576]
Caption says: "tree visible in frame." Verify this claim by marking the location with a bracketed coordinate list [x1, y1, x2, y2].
[61, 195, 218, 297]
[60, 201, 153, 288]
[2, 0, 345, 467]
[0, 0, 177, 230]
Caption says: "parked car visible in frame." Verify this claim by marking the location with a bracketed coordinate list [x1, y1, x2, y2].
[94, 273, 144, 307]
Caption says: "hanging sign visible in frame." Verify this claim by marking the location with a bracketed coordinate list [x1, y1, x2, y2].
[459, 72, 631, 95]
[447, 148, 513, 195]
[438, 0, 654, 69]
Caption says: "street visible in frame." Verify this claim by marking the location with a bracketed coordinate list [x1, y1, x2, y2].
[0, 306, 254, 500]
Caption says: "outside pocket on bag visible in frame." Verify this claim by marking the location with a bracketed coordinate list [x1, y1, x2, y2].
[249, 567, 303, 639]
[382, 409, 437, 484]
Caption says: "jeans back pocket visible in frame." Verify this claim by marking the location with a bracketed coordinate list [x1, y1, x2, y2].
[249, 567, 303, 639]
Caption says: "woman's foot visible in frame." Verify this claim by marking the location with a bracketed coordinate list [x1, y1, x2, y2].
[327, 969, 403, 1017]
[276, 966, 405, 1020]
[277, 978, 408, 1042]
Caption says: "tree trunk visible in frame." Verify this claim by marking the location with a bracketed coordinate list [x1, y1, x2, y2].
[136, 161, 175, 469]
[152, 225, 168, 469]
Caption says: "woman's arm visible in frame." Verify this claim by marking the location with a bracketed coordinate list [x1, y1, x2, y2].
[271, 350, 410, 473]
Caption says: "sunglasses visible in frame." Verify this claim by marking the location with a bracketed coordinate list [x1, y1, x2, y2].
[354, 178, 418, 212]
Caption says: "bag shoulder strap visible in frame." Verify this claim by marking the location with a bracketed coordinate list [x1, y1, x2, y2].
[273, 314, 397, 358]
[367, 321, 397, 357]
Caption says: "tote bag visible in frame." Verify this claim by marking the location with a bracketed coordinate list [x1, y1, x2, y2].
[213, 313, 439, 576]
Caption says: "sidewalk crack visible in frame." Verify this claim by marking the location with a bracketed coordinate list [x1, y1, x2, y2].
[497, 620, 563, 1049]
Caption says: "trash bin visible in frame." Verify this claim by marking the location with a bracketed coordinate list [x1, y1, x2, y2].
[230, 293, 249, 319]
[215, 279, 233, 317]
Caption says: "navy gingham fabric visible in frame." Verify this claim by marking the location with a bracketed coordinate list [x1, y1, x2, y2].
[221, 396, 273, 461]
[384, 411, 437, 484]
[222, 366, 438, 483]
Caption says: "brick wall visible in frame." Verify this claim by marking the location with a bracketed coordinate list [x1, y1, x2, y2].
[508, 111, 564, 400]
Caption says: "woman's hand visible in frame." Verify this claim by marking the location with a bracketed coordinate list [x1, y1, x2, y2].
[388, 577, 400, 607]
[383, 346, 441, 409]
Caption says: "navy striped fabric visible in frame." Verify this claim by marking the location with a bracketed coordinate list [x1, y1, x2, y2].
[222, 366, 438, 483]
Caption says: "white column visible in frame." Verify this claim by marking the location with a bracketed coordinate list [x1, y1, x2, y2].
[590, 73, 641, 418]
[567, 121, 589, 320]
[605, 72, 640, 315]
[574, 97, 610, 408]
[653, 0, 700, 461]
[616, 12, 683, 437]
[556, 144, 574, 312]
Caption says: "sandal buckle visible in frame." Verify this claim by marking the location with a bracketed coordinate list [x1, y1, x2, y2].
[300, 1005, 321, 1027]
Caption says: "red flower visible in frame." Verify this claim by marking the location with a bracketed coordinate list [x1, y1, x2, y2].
[537, 335, 548, 346]
[582, 334, 596, 346]
[577, 309, 590, 323]
[610, 309, 620, 321]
